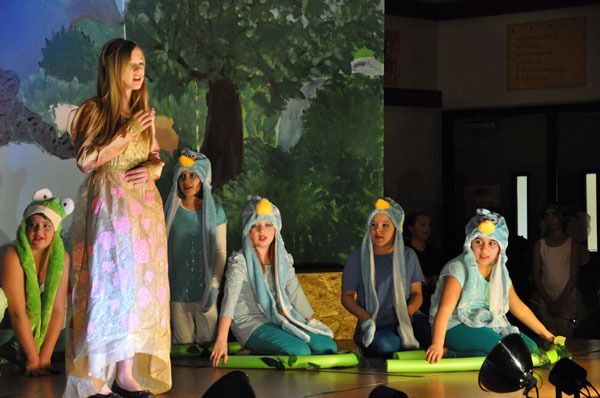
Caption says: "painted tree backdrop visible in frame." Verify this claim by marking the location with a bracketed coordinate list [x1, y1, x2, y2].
[1, 0, 383, 265]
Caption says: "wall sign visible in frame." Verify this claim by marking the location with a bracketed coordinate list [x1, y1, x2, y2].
[508, 17, 585, 90]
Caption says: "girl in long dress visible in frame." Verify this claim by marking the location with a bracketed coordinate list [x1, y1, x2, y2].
[65, 38, 171, 398]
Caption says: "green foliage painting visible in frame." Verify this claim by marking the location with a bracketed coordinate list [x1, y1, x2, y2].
[220, 74, 383, 264]
[23, 0, 383, 266]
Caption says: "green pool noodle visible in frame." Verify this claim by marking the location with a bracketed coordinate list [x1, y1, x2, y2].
[223, 341, 243, 354]
[171, 344, 204, 356]
[217, 352, 360, 370]
[387, 357, 485, 373]
[172, 341, 243, 357]
[0, 288, 7, 323]
[393, 350, 427, 360]
[388, 346, 563, 373]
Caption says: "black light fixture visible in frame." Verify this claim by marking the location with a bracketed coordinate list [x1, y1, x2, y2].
[478, 334, 538, 397]
[549, 358, 599, 398]
[202, 371, 256, 398]
[369, 385, 408, 398]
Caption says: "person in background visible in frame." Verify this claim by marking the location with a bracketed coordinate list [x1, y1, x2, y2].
[531, 204, 584, 338]
[404, 212, 444, 314]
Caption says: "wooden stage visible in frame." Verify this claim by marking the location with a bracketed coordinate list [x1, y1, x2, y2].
[1, 339, 598, 398]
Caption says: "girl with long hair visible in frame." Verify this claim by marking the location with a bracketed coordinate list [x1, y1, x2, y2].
[66, 38, 171, 398]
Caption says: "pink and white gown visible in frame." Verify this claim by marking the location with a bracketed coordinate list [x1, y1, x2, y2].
[65, 101, 171, 397]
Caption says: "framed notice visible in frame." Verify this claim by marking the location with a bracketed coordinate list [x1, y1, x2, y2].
[508, 17, 585, 90]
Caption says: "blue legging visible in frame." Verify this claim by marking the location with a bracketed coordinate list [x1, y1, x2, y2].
[356, 312, 432, 356]
[245, 323, 337, 356]
[445, 323, 540, 358]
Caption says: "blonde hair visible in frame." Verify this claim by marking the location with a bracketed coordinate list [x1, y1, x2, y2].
[72, 38, 148, 147]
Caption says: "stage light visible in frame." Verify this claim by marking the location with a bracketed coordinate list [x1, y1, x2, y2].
[549, 358, 593, 398]
[369, 385, 408, 398]
[478, 334, 537, 396]
[202, 370, 255, 398]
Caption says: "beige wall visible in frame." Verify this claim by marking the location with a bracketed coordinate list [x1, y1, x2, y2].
[385, 15, 438, 89]
[438, 5, 600, 108]
[384, 15, 443, 246]
[384, 106, 443, 245]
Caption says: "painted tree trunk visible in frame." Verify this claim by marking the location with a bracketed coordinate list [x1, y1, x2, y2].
[201, 78, 243, 189]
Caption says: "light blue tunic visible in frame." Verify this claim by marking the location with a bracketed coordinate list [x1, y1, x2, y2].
[429, 257, 513, 331]
[220, 251, 313, 344]
[168, 204, 226, 302]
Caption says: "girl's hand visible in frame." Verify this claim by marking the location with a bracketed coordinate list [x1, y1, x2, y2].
[26, 357, 52, 377]
[210, 339, 228, 368]
[540, 329, 555, 343]
[123, 166, 150, 185]
[128, 109, 155, 136]
[425, 343, 445, 364]
[38, 353, 52, 370]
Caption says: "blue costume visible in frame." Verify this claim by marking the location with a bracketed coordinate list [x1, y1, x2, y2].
[429, 209, 539, 357]
[342, 198, 430, 355]
[164, 149, 227, 343]
[219, 197, 337, 355]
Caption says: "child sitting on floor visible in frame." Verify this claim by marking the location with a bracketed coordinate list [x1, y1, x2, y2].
[342, 198, 431, 356]
[210, 197, 336, 367]
[426, 209, 555, 363]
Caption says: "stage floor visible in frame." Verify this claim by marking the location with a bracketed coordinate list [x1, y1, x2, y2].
[1, 339, 599, 398]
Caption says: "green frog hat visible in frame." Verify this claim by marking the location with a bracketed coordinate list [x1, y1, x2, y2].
[16, 188, 74, 349]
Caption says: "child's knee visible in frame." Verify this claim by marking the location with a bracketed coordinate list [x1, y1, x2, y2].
[286, 343, 311, 356]
[370, 334, 401, 355]
[311, 336, 337, 354]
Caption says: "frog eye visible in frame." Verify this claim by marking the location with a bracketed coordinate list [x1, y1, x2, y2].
[62, 198, 75, 216]
[32, 188, 53, 201]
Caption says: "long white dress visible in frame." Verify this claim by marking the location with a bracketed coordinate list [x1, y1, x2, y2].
[65, 101, 171, 397]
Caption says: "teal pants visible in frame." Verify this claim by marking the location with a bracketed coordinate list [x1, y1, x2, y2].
[245, 322, 337, 356]
[445, 323, 539, 358]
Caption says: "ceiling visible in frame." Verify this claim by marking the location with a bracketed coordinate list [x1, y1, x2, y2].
[385, 0, 600, 20]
